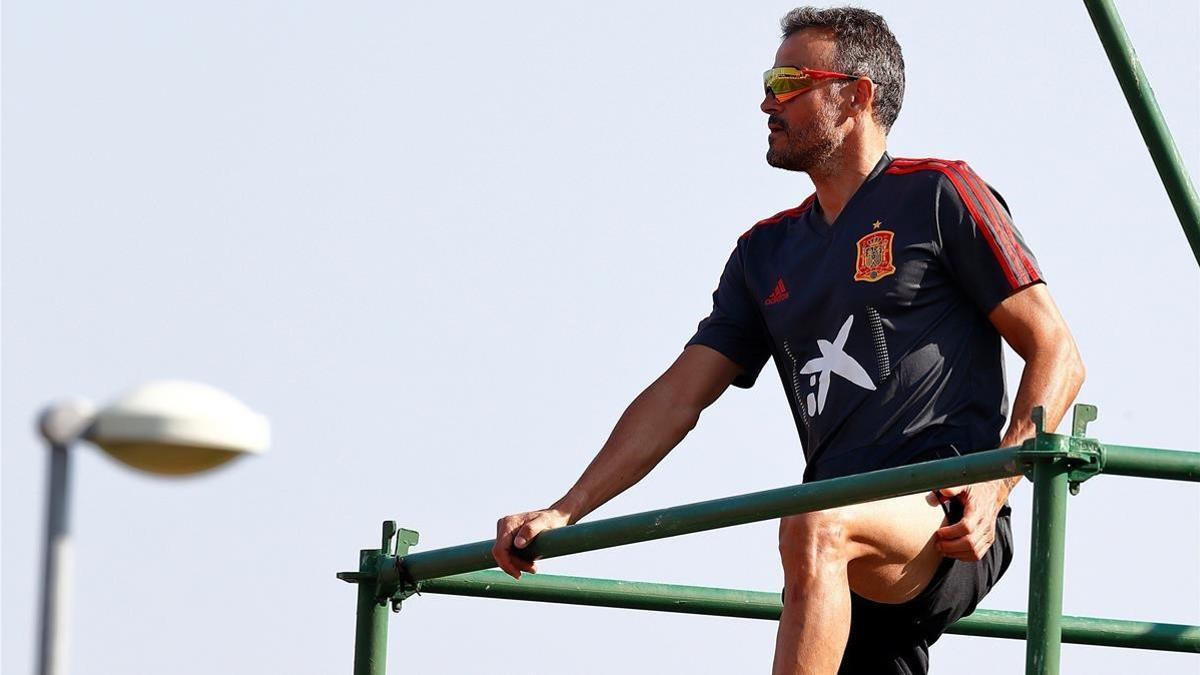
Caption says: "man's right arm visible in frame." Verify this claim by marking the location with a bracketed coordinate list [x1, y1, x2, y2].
[491, 344, 744, 578]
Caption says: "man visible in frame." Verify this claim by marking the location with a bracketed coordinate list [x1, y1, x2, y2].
[492, 7, 1085, 674]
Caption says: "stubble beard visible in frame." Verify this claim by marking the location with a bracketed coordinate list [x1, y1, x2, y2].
[765, 104, 841, 174]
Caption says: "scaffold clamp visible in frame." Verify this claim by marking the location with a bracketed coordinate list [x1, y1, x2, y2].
[336, 521, 420, 613]
[1019, 404, 1105, 494]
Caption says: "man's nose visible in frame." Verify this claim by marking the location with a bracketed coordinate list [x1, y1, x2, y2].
[761, 90, 782, 115]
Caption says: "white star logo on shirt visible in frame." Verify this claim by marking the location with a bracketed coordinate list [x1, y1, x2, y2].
[799, 315, 876, 416]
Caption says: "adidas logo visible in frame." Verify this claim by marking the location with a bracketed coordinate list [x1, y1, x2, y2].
[764, 278, 790, 306]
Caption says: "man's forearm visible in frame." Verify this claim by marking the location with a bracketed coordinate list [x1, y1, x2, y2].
[550, 381, 702, 524]
[993, 339, 1086, 500]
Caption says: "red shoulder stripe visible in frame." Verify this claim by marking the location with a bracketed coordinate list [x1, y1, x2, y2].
[740, 194, 816, 240]
[887, 159, 1021, 285]
[949, 163, 1040, 282]
[886, 158, 1030, 288]
[939, 161, 1031, 285]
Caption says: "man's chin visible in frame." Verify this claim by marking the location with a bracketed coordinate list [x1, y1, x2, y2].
[766, 149, 806, 172]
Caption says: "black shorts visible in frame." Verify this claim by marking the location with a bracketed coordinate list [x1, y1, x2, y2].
[839, 500, 1014, 674]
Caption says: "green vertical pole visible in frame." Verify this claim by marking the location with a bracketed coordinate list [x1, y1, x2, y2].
[352, 549, 390, 675]
[1025, 458, 1070, 674]
[1082, 0, 1200, 266]
[340, 522, 417, 675]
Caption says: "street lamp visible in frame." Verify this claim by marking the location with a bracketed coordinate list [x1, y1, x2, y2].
[35, 380, 269, 675]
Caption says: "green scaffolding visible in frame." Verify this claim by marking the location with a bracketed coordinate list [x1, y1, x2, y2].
[338, 1, 1200, 672]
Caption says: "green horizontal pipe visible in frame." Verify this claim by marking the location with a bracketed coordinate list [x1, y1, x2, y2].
[418, 570, 1200, 654]
[1082, 0, 1200, 266]
[420, 571, 779, 619]
[1101, 445, 1199, 482]
[955, 610, 1200, 654]
[399, 448, 1025, 582]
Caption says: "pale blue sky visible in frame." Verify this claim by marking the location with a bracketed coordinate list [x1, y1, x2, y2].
[4, 1, 1198, 673]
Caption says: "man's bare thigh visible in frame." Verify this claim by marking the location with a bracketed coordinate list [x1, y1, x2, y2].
[794, 493, 949, 605]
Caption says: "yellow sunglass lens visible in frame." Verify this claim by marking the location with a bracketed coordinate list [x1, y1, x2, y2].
[764, 68, 814, 98]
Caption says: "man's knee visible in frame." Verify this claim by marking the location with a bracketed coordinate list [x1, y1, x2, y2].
[778, 509, 851, 578]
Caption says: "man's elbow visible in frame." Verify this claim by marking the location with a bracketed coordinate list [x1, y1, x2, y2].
[1070, 347, 1086, 391]
[641, 379, 705, 438]
[672, 400, 704, 436]
[1060, 333, 1086, 393]
[1025, 325, 1086, 394]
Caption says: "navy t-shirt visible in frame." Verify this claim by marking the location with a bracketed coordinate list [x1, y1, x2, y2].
[687, 154, 1043, 481]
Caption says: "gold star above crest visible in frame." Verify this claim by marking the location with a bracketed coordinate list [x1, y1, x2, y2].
[871, 220, 882, 230]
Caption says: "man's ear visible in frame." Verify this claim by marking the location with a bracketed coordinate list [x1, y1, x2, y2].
[849, 77, 875, 113]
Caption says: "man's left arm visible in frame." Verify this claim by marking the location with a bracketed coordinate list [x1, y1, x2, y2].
[931, 283, 1086, 561]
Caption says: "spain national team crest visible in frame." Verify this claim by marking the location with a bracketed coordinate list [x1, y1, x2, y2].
[854, 230, 896, 282]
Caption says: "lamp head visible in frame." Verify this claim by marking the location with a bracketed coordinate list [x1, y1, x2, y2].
[86, 381, 269, 476]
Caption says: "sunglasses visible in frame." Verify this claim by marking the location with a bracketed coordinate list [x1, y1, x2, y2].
[764, 66, 860, 103]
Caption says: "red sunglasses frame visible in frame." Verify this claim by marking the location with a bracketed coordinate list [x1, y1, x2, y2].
[765, 66, 861, 103]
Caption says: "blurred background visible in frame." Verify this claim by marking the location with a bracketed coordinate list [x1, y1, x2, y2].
[3, 1, 1197, 673]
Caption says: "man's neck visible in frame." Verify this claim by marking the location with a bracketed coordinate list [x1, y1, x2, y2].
[809, 141, 888, 226]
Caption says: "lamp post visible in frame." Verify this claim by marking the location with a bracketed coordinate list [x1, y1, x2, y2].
[35, 381, 269, 675]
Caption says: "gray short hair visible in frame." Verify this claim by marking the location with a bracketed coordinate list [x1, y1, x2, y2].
[780, 7, 906, 132]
